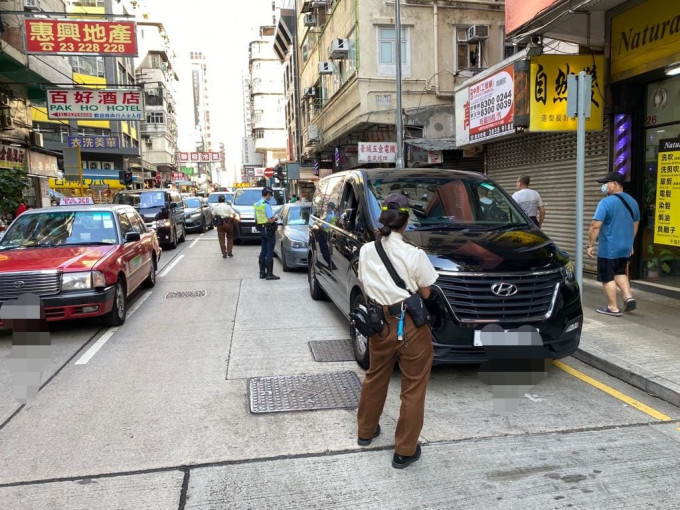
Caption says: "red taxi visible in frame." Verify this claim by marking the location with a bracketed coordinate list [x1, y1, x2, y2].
[0, 201, 161, 326]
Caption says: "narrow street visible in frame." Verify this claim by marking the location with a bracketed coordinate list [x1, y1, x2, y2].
[1, 230, 679, 509]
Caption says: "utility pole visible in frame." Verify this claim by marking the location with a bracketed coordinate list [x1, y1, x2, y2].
[395, 0, 404, 168]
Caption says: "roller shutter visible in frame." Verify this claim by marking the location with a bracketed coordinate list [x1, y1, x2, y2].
[486, 118, 610, 272]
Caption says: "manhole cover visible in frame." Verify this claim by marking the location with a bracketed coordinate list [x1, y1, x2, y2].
[249, 371, 362, 414]
[309, 339, 355, 362]
[165, 290, 206, 299]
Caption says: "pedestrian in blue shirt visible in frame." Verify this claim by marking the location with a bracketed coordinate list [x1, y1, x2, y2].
[254, 186, 280, 280]
[586, 171, 640, 317]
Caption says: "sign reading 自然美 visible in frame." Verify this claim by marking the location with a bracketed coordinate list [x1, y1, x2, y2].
[611, 0, 680, 82]
[655, 138, 680, 247]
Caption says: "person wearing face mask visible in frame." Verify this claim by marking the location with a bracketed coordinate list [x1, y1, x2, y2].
[586, 171, 640, 317]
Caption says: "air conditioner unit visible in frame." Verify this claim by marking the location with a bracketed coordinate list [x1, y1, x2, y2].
[28, 131, 43, 147]
[311, 0, 328, 7]
[303, 87, 316, 98]
[303, 14, 317, 27]
[102, 162, 114, 170]
[23, 0, 41, 11]
[328, 38, 350, 59]
[1, 113, 12, 130]
[307, 124, 320, 142]
[318, 61, 335, 74]
[88, 161, 102, 170]
[467, 25, 489, 41]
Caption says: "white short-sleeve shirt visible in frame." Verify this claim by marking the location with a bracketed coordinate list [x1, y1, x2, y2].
[358, 232, 439, 306]
[512, 188, 544, 217]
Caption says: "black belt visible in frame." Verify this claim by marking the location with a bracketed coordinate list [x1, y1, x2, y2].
[385, 301, 404, 316]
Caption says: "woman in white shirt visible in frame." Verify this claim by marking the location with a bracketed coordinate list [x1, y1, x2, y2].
[356, 193, 439, 469]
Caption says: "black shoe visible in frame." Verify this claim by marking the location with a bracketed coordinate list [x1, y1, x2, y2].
[265, 260, 280, 280]
[222, 254, 227, 258]
[392, 444, 421, 469]
[259, 261, 266, 279]
[228, 253, 233, 258]
[357, 424, 381, 446]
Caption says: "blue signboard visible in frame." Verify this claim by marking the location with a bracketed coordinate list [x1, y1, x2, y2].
[67, 135, 120, 149]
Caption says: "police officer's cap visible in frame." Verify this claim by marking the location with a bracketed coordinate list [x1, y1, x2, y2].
[217, 195, 226, 202]
[262, 186, 274, 195]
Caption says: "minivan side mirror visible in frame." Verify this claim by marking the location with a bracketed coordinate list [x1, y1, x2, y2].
[125, 231, 141, 243]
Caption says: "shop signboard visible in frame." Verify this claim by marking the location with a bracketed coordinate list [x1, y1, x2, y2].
[455, 65, 516, 146]
[0, 144, 26, 170]
[28, 151, 58, 178]
[67, 135, 120, 149]
[610, 0, 680, 83]
[655, 138, 680, 246]
[24, 19, 137, 56]
[529, 55, 604, 132]
[177, 152, 221, 162]
[358, 142, 397, 163]
[46, 89, 143, 120]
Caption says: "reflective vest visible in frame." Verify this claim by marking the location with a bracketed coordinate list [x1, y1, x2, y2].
[254, 199, 268, 225]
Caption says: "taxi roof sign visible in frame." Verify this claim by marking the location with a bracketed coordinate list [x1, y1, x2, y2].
[60, 197, 95, 206]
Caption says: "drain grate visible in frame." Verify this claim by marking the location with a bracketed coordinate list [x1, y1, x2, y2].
[165, 290, 206, 299]
[249, 371, 362, 414]
[309, 339, 355, 362]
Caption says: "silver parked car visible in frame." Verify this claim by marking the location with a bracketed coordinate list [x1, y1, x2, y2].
[183, 197, 213, 233]
[274, 203, 311, 271]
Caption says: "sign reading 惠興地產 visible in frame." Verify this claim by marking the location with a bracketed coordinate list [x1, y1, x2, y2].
[611, 0, 680, 83]
[24, 19, 137, 56]
[655, 138, 680, 247]
[529, 55, 604, 132]
[47, 89, 143, 120]
[358, 142, 397, 163]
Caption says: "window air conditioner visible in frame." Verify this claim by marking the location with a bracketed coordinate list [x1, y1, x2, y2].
[23, 0, 41, 11]
[1, 112, 12, 130]
[328, 38, 350, 59]
[303, 87, 317, 97]
[318, 61, 334, 74]
[28, 131, 43, 147]
[307, 124, 320, 142]
[303, 14, 317, 27]
[467, 25, 489, 41]
[88, 161, 102, 170]
[102, 162, 114, 170]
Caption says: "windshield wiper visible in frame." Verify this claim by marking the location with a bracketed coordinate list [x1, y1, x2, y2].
[65, 241, 115, 246]
[411, 224, 473, 231]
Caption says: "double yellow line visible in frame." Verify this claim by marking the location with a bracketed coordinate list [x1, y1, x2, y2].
[553, 360, 672, 422]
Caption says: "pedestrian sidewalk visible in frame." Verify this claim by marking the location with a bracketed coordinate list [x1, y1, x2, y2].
[576, 276, 680, 407]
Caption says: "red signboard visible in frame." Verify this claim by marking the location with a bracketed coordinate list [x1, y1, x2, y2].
[505, 0, 560, 34]
[24, 19, 137, 56]
[177, 152, 221, 162]
[264, 167, 275, 178]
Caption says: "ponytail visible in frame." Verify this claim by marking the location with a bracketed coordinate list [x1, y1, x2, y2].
[377, 208, 408, 238]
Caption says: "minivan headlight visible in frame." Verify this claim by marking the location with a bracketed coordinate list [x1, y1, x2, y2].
[560, 261, 576, 284]
[62, 271, 106, 291]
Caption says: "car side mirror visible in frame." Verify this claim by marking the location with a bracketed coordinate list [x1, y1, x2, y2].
[125, 231, 141, 243]
[169, 202, 177, 208]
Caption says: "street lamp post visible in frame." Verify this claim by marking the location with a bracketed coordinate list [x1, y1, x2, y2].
[395, 0, 404, 168]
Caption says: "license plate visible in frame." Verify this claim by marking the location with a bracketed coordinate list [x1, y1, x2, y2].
[474, 326, 540, 347]
[473, 330, 483, 347]
[251, 226, 259, 233]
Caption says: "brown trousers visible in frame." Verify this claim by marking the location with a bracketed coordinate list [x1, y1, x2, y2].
[357, 307, 434, 456]
[217, 222, 234, 256]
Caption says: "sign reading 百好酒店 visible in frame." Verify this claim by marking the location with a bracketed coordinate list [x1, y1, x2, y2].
[358, 142, 396, 163]
[24, 19, 137, 56]
[529, 55, 604, 132]
[655, 138, 680, 247]
[47, 89, 143, 120]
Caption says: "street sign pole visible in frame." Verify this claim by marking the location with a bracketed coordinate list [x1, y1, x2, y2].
[395, 0, 404, 168]
[567, 71, 592, 296]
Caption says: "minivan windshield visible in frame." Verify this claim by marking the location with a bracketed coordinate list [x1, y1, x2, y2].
[233, 189, 285, 206]
[208, 193, 233, 204]
[184, 198, 201, 208]
[366, 176, 526, 229]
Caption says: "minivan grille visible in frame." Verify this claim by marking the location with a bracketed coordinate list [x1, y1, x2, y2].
[0, 271, 61, 300]
[437, 271, 562, 323]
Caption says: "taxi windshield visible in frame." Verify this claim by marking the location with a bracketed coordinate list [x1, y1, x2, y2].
[0, 210, 119, 249]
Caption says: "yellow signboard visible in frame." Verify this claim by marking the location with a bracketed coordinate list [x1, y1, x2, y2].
[49, 177, 125, 191]
[655, 139, 680, 246]
[529, 55, 605, 132]
[611, 0, 680, 82]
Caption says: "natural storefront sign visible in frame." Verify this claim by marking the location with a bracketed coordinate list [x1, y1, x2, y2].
[655, 138, 680, 246]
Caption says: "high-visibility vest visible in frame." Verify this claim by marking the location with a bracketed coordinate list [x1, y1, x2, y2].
[254, 199, 268, 225]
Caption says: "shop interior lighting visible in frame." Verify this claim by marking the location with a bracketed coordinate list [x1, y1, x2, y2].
[665, 62, 680, 76]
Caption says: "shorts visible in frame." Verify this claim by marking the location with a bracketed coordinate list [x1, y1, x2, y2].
[597, 257, 629, 283]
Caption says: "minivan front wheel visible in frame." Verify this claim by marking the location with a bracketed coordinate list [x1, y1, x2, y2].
[308, 251, 325, 300]
[350, 294, 370, 369]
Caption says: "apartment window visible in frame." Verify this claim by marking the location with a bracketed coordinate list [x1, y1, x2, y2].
[253, 110, 263, 124]
[377, 26, 410, 77]
[253, 129, 264, 139]
[455, 27, 485, 72]
[146, 112, 164, 124]
[69, 56, 105, 77]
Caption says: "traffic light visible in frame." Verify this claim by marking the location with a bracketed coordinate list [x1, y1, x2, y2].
[274, 164, 284, 184]
[124, 169, 133, 185]
[118, 170, 126, 185]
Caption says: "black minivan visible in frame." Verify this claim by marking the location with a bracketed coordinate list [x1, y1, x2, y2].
[114, 189, 187, 249]
[307, 168, 583, 368]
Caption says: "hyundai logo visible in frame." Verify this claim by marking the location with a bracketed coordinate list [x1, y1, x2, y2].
[13, 281, 25, 289]
[491, 282, 518, 297]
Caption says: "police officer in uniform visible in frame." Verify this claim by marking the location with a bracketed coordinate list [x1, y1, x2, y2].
[254, 186, 280, 280]
[356, 193, 439, 469]
[213, 194, 238, 258]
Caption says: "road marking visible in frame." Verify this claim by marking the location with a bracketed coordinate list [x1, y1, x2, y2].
[553, 360, 671, 421]
[189, 238, 200, 249]
[75, 292, 152, 365]
[158, 254, 184, 277]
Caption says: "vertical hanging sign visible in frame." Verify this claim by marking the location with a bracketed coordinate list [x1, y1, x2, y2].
[655, 138, 680, 246]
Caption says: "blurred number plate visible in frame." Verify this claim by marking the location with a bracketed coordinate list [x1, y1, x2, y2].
[473, 330, 483, 346]
[474, 326, 540, 347]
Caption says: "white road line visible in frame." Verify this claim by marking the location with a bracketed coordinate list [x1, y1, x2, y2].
[189, 238, 200, 249]
[158, 254, 184, 277]
[127, 290, 152, 318]
[75, 328, 117, 365]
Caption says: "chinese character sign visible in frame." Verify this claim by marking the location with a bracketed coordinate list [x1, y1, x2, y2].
[468, 65, 515, 143]
[655, 138, 680, 246]
[24, 20, 137, 56]
[358, 142, 397, 164]
[0, 144, 26, 170]
[530, 55, 604, 131]
[177, 152, 221, 162]
[67, 136, 120, 149]
[47, 89, 143, 120]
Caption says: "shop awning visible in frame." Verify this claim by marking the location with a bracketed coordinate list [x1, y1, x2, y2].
[405, 138, 458, 151]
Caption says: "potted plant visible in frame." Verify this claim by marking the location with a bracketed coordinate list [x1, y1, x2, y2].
[646, 244, 674, 279]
